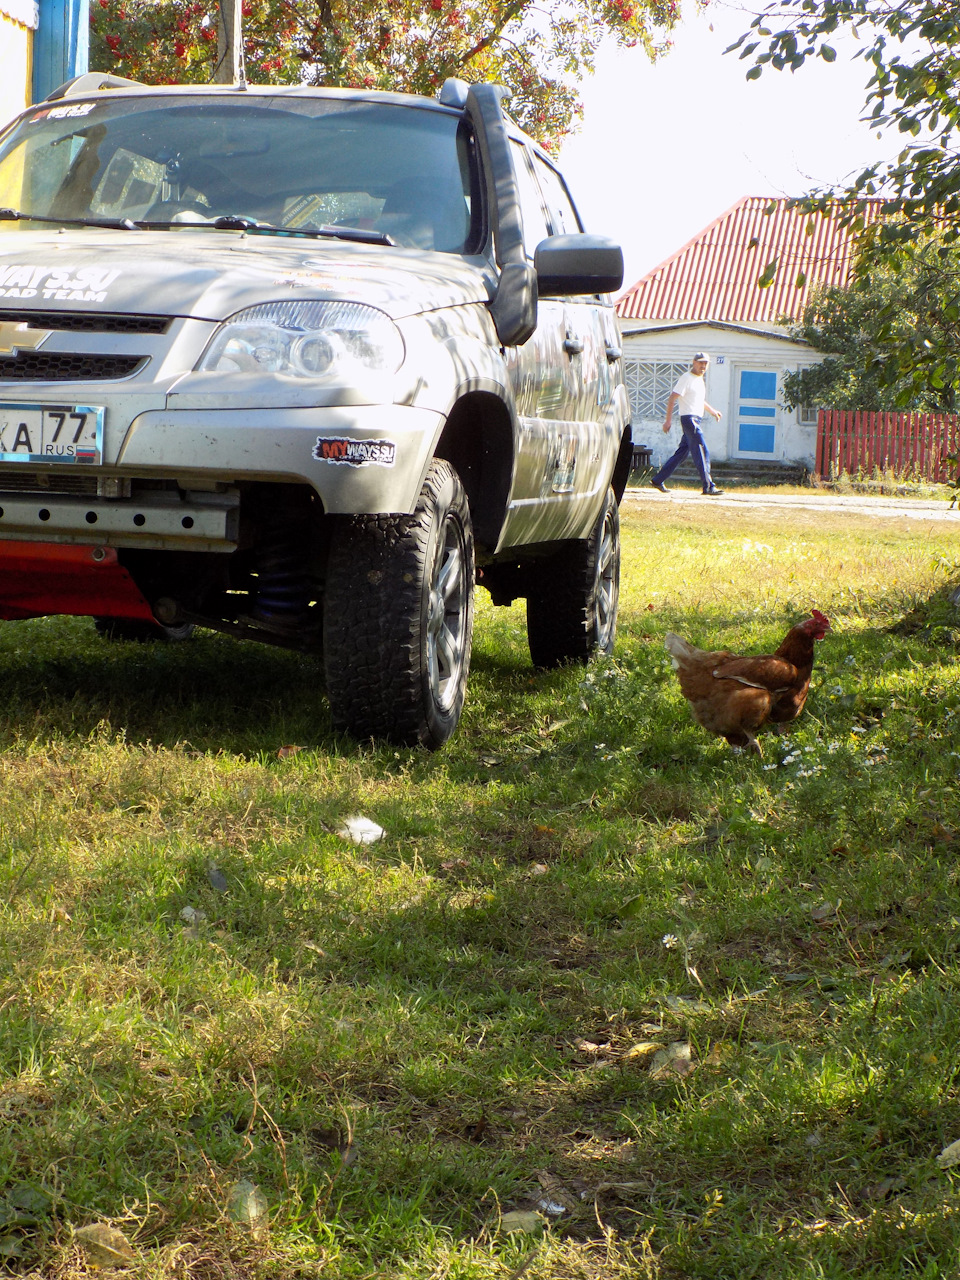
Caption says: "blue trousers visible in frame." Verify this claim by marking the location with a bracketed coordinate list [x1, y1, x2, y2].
[652, 415, 715, 491]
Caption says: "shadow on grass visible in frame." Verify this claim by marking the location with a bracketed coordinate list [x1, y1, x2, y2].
[0, 619, 334, 754]
[0, 610, 561, 761]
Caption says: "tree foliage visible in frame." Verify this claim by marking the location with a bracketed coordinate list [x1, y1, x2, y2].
[730, 2, 960, 408]
[782, 234, 960, 413]
[90, 0, 680, 148]
[728, 1, 960, 247]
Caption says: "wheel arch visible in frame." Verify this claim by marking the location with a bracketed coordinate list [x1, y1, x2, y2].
[611, 423, 634, 503]
[433, 391, 515, 552]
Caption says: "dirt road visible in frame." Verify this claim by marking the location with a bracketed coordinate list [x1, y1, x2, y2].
[624, 486, 960, 522]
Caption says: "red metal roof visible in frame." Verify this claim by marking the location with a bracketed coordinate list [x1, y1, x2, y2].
[616, 196, 883, 327]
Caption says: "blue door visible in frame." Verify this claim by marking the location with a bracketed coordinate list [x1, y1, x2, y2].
[736, 369, 778, 457]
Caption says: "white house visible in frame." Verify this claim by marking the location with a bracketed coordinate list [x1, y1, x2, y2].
[616, 196, 881, 474]
[1, 0, 89, 129]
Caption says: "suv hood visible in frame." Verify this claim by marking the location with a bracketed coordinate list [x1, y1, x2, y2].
[0, 230, 494, 322]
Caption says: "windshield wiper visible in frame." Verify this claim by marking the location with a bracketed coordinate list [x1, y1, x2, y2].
[137, 213, 394, 246]
[0, 205, 395, 246]
[0, 207, 142, 231]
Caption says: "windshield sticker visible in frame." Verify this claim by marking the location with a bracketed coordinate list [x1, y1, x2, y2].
[313, 437, 397, 467]
[30, 102, 96, 123]
[0, 265, 122, 302]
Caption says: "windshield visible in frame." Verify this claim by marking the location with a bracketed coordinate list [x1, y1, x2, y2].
[0, 95, 481, 254]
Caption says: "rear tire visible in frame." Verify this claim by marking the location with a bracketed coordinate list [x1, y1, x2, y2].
[323, 459, 474, 749]
[526, 486, 620, 668]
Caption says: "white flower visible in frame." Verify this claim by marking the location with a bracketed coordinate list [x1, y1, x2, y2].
[662, 933, 680, 950]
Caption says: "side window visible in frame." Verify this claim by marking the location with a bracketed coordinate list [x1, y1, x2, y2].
[533, 157, 582, 236]
[510, 140, 549, 256]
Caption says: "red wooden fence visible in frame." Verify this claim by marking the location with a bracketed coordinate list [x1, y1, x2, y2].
[816, 410, 960, 483]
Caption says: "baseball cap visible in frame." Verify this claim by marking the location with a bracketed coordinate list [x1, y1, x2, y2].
[693, 351, 710, 362]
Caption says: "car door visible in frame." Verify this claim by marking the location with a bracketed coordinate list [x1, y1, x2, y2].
[500, 142, 612, 548]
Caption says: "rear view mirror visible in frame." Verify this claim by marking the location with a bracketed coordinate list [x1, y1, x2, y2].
[534, 234, 624, 297]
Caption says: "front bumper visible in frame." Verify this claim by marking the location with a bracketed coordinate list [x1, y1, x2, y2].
[118, 403, 443, 514]
[0, 403, 444, 552]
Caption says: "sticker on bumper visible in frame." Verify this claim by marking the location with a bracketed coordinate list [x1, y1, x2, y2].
[313, 437, 396, 467]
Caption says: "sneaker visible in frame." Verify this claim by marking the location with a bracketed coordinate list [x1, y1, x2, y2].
[702, 486, 724, 496]
[651, 479, 668, 493]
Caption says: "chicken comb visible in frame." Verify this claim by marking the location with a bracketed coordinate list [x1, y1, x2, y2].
[811, 609, 830, 626]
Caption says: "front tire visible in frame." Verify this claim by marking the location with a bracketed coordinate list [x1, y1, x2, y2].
[323, 459, 474, 749]
[526, 486, 620, 668]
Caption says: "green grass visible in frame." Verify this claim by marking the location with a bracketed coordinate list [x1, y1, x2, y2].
[2, 500, 960, 1277]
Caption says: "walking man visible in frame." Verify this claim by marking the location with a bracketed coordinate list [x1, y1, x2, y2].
[651, 352, 724, 495]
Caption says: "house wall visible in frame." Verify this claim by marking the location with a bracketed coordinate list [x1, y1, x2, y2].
[621, 324, 822, 470]
[0, 2, 39, 127]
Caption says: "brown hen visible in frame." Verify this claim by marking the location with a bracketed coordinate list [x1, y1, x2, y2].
[664, 610, 831, 754]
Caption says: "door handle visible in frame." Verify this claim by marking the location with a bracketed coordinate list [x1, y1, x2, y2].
[604, 343, 622, 363]
[563, 335, 583, 355]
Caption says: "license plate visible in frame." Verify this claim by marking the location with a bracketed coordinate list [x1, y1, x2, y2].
[0, 403, 104, 464]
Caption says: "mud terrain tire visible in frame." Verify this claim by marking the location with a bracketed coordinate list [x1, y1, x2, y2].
[323, 459, 474, 749]
[526, 486, 620, 668]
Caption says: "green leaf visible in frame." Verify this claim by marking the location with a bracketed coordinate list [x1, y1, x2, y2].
[820, 44, 836, 61]
[757, 260, 779, 289]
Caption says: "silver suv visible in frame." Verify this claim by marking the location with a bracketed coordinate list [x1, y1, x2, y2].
[0, 73, 630, 747]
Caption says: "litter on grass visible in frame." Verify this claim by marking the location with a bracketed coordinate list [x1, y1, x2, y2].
[337, 816, 385, 844]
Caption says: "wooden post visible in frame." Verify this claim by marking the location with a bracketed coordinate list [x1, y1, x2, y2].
[215, 0, 244, 85]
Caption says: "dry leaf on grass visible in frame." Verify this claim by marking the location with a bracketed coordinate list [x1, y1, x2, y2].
[277, 744, 305, 759]
[625, 1041, 661, 1059]
[207, 864, 229, 893]
[73, 1223, 137, 1268]
[649, 1042, 696, 1080]
[535, 1171, 581, 1213]
[500, 1210, 541, 1234]
[226, 1179, 268, 1236]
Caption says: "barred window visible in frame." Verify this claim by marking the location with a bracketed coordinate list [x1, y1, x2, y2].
[624, 360, 689, 420]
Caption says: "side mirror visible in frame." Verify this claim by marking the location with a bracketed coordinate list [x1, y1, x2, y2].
[534, 234, 624, 297]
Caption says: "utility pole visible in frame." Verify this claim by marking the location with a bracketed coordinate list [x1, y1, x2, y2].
[215, 0, 245, 85]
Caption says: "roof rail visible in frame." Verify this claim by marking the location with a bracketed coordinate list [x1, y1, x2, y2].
[44, 71, 145, 102]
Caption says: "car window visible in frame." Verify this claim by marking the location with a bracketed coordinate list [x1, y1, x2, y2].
[532, 156, 582, 236]
[509, 139, 549, 256]
[0, 97, 481, 254]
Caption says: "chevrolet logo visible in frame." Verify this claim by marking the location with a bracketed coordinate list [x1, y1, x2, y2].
[0, 322, 52, 358]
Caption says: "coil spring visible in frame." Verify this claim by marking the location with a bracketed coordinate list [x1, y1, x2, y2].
[253, 522, 311, 622]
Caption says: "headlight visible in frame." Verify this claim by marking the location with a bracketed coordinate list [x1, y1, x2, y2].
[198, 300, 405, 381]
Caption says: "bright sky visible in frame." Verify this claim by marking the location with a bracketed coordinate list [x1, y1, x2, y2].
[558, 0, 902, 294]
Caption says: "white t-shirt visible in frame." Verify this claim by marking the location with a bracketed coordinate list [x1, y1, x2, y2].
[672, 370, 706, 417]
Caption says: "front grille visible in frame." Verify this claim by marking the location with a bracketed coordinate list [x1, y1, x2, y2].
[0, 353, 147, 381]
[0, 310, 171, 335]
[0, 471, 98, 496]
